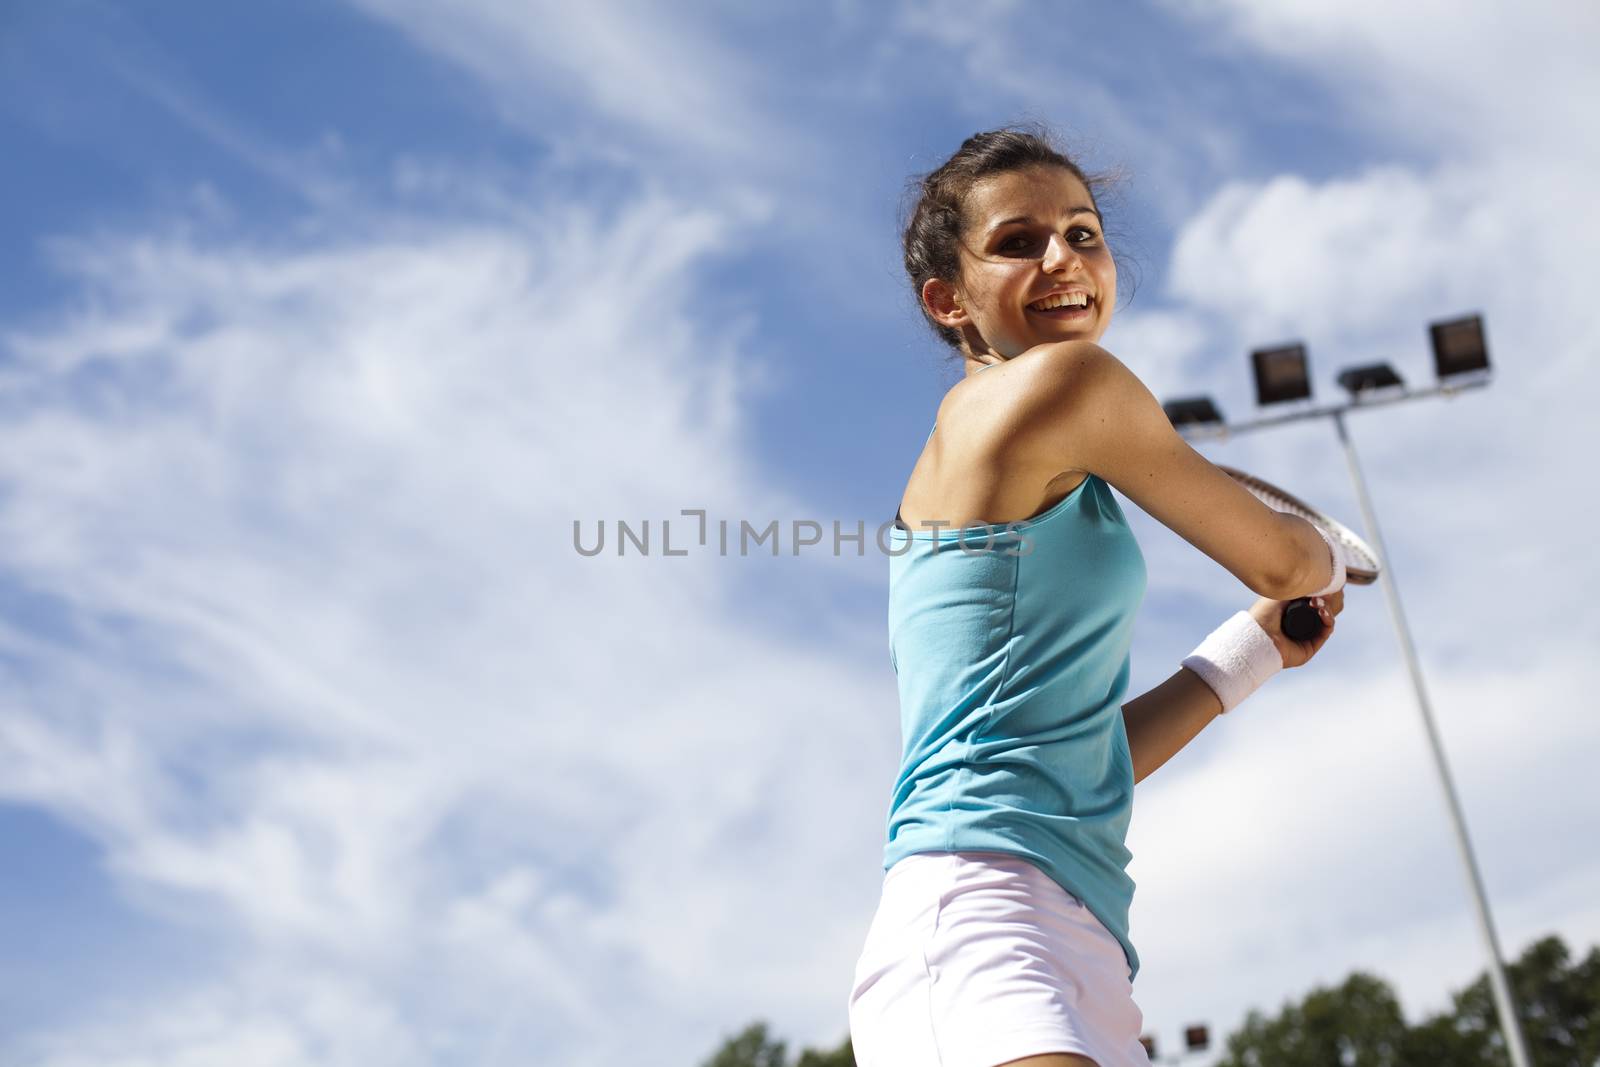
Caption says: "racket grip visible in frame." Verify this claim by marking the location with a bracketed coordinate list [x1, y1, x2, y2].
[1281, 598, 1326, 642]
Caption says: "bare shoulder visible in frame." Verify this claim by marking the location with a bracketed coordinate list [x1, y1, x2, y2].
[1015, 339, 1141, 415]
[939, 340, 1112, 424]
[975, 340, 1328, 600]
[1017, 337, 1121, 382]
[957, 340, 1140, 474]
[927, 349, 1059, 468]
[894, 351, 1086, 528]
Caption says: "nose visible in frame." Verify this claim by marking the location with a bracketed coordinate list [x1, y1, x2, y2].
[1041, 232, 1081, 275]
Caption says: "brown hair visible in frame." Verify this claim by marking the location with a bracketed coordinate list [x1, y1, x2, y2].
[901, 123, 1136, 351]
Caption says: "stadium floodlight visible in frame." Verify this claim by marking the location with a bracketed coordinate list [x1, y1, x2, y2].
[1336, 362, 1405, 397]
[1169, 312, 1529, 1067]
[1250, 342, 1312, 405]
[1162, 395, 1224, 429]
[1430, 313, 1491, 380]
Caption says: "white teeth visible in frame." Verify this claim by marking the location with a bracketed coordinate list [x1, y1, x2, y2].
[1030, 292, 1090, 311]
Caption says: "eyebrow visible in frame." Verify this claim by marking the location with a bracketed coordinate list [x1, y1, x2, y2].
[988, 207, 1101, 233]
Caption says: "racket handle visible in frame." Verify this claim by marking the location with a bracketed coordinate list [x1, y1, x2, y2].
[1281, 598, 1326, 642]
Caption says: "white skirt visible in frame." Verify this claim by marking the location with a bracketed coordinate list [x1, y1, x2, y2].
[848, 851, 1150, 1067]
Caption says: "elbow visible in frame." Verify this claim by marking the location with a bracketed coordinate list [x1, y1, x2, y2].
[1254, 518, 1322, 599]
[1254, 568, 1304, 601]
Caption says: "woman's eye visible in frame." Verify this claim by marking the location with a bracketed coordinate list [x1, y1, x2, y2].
[999, 229, 1098, 254]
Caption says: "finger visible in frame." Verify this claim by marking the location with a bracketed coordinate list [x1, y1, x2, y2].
[1326, 589, 1346, 616]
[1301, 616, 1333, 657]
[1315, 604, 1336, 645]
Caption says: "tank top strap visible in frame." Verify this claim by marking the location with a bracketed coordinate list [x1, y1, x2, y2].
[925, 359, 1001, 440]
[901, 360, 1004, 517]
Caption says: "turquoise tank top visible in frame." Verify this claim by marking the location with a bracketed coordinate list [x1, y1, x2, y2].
[883, 425, 1149, 979]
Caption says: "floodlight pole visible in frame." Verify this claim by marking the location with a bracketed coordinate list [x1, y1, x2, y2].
[1329, 409, 1532, 1067]
[1183, 375, 1534, 1067]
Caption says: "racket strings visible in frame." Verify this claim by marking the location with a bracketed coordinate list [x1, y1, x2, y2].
[1221, 468, 1382, 581]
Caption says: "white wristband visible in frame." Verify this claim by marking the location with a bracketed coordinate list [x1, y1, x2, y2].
[1181, 611, 1284, 714]
[1310, 525, 1346, 597]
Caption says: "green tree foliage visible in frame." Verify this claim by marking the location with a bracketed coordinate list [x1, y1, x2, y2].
[1400, 935, 1600, 1066]
[793, 1033, 857, 1067]
[1218, 972, 1409, 1067]
[699, 1022, 789, 1067]
[702, 935, 1599, 1067]
[1218, 934, 1600, 1067]
[698, 1021, 853, 1067]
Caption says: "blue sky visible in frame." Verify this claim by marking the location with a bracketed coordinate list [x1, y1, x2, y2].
[3, 1, 1598, 1064]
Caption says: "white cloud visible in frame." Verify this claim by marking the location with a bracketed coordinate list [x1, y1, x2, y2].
[1128, 655, 1600, 1037]
[1102, 305, 1216, 403]
[15, 973, 427, 1067]
[104, 55, 355, 210]
[1168, 165, 1503, 347]
[1115, 2, 1600, 1057]
[1161, 0, 1600, 166]
[7, 3, 1600, 1063]
[885, 0, 1261, 230]
[0, 191, 889, 1063]
[340, 0, 801, 178]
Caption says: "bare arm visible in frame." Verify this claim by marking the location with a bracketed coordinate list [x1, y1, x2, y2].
[1007, 342, 1335, 599]
[1123, 668, 1221, 785]
[1125, 590, 1345, 783]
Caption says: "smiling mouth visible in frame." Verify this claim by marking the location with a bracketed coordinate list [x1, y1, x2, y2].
[1028, 299, 1094, 319]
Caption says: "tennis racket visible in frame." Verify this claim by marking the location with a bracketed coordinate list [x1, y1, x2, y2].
[1217, 465, 1381, 641]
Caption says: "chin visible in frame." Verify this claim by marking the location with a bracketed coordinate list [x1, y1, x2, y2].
[1041, 324, 1100, 345]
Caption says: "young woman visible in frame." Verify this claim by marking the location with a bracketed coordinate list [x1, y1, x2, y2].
[847, 128, 1348, 1067]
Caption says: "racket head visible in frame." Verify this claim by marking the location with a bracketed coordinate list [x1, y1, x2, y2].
[1216, 464, 1381, 585]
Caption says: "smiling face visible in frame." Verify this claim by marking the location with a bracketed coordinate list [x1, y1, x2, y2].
[921, 165, 1116, 362]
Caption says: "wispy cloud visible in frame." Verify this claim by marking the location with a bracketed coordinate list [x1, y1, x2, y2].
[5, 3, 1598, 1063]
[1160, 0, 1600, 165]
[884, 0, 1274, 227]
[0, 190, 889, 1064]
[341, 0, 803, 179]
[105, 56, 355, 210]
[5, 0, 355, 211]
[1116, 0, 1600, 1048]
[1167, 165, 1510, 349]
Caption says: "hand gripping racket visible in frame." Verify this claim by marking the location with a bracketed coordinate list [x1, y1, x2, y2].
[1217, 465, 1381, 641]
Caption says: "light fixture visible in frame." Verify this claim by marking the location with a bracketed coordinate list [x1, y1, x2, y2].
[1162, 395, 1225, 428]
[1336, 362, 1404, 396]
[1430, 313, 1490, 380]
[1250, 342, 1312, 405]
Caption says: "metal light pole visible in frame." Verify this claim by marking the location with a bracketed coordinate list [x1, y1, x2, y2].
[1163, 315, 1534, 1067]
[1327, 407, 1532, 1067]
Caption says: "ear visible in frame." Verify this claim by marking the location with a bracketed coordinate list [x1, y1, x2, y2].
[921, 277, 970, 330]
